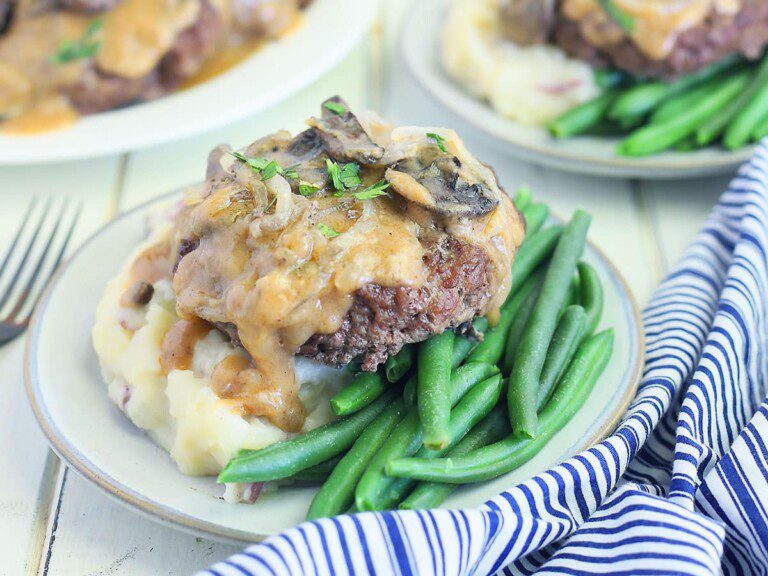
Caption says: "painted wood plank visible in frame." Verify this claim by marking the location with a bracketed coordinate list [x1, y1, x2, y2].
[0, 156, 120, 575]
[640, 175, 732, 272]
[43, 45, 377, 576]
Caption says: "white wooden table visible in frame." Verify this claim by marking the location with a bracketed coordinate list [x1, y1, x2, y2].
[0, 2, 733, 574]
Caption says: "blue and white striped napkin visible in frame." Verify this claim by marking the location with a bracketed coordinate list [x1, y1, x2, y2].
[200, 145, 768, 576]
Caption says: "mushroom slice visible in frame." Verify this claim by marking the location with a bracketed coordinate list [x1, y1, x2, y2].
[307, 95, 384, 165]
[235, 128, 328, 191]
[499, 0, 556, 46]
[386, 156, 499, 218]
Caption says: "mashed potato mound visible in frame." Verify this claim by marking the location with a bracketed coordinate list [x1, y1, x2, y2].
[442, 0, 599, 125]
[93, 221, 348, 477]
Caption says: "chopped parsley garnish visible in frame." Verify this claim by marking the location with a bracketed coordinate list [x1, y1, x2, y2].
[231, 152, 298, 181]
[427, 132, 448, 153]
[299, 183, 320, 196]
[597, 0, 634, 32]
[353, 179, 390, 200]
[324, 101, 347, 116]
[265, 195, 278, 213]
[326, 159, 362, 192]
[49, 18, 104, 65]
[317, 223, 340, 238]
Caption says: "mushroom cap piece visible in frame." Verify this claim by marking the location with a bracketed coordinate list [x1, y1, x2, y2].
[307, 95, 385, 165]
[384, 128, 502, 218]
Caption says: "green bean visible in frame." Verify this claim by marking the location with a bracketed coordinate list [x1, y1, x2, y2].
[355, 365, 497, 510]
[649, 69, 739, 126]
[521, 203, 549, 237]
[698, 57, 768, 146]
[725, 64, 768, 150]
[218, 388, 400, 483]
[468, 268, 545, 366]
[594, 68, 628, 90]
[673, 138, 699, 152]
[403, 374, 417, 408]
[565, 273, 580, 309]
[405, 361, 496, 409]
[398, 407, 510, 510]
[618, 70, 751, 157]
[536, 305, 586, 410]
[417, 331, 454, 450]
[548, 90, 619, 139]
[508, 210, 592, 438]
[514, 187, 531, 211]
[307, 398, 406, 519]
[421, 373, 504, 458]
[609, 83, 670, 120]
[610, 55, 741, 120]
[360, 373, 503, 511]
[330, 372, 385, 417]
[501, 284, 540, 373]
[509, 225, 563, 295]
[290, 455, 345, 483]
[578, 262, 604, 336]
[386, 329, 614, 483]
[385, 346, 413, 383]
[451, 317, 490, 369]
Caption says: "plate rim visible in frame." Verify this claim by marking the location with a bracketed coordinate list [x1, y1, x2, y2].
[24, 190, 644, 544]
[0, 0, 382, 165]
[400, 0, 754, 179]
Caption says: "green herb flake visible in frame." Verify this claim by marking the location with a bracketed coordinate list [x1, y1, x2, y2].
[260, 160, 279, 182]
[318, 223, 340, 238]
[353, 179, 390, 201]
[326, 159, 362, 191]
[265, 195, 278, 213]
[426, 132, 448, 153]
[597, 0, 634, 32]
[324, 101, 347, 116]
[232, 152, 296, 182]
[49, 17, 103, 65]
[299, 183, 320, 196]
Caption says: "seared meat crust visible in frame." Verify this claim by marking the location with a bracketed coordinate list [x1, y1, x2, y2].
[554, 0, 768, 79]
[299, 236, 492, 371]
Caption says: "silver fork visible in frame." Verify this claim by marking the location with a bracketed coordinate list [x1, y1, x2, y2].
[0, 198, 81, 345]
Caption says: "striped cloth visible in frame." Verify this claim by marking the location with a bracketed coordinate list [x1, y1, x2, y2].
[200, 145, 768, 576]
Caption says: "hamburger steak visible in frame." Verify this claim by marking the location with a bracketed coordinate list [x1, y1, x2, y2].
[166, 97, 524, 429]
[299, 235, 493, 372]
[554, 0, 768, 79]
[500, 0, 768, 80]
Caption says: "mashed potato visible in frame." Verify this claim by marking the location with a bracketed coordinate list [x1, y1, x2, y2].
[442, 0, 599, 125]
[93, 219, 348, 477]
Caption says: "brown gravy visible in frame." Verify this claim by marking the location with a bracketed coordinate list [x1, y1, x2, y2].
[160, 317, 212, 373]
[562, 0, 741, 60]
[211, 355, 306, 431]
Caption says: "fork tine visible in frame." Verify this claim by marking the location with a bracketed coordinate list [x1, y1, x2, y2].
[0, 198, 37, 280]
[0, 197, 52, 312]
[7, 200, 77, 323]
[14, 202, 82, 325]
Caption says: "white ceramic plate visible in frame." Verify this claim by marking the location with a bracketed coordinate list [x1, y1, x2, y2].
[0, 0, 380, 165]
[25, 193, 643, 544]
[401, 0, 754, 180]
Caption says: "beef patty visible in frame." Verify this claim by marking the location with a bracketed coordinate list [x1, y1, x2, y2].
[299, 235, 493, 371]
[66, 0, 223, 114]
[553, 0, 768, 79]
